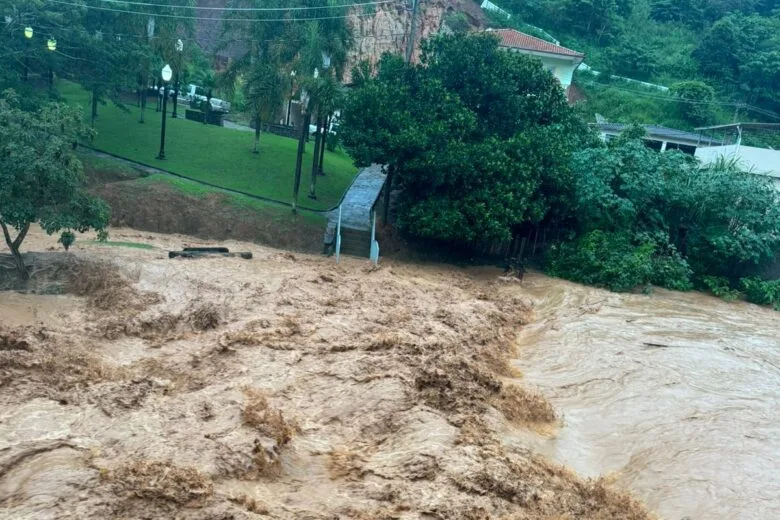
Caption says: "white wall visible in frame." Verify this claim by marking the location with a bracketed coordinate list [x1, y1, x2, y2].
[539, 55, 577, 88]
[696, 145, 780, 177]
[506, 49, 577, 88]
[696, 145, 780, 190]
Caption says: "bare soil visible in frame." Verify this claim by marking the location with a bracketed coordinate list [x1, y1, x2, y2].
[92, 179, 324, 253]
[0, 227, 652, 519]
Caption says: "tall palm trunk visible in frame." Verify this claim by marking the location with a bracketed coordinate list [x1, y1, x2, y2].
[309, 114, 323, 199]
[139, 89, 146, 123]
[253, 115, 262, 154]
[91, 88, 99, 127]
[318, 113, 329, 176]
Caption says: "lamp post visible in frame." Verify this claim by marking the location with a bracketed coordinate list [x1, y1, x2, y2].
[172, 39, 183, 118]
[157, 64, 172, 160]
[46, 37, 56, 86]
[286, 70, 296, 126]
[292, 87, 310, 214]
[23, 27, 32, 82]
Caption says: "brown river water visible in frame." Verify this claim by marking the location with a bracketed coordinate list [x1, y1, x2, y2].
[512, 274, 780, 519]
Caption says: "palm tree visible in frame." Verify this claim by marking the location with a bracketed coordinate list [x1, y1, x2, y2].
[244, 62, 287, 153]
[308, 73, 343, 198]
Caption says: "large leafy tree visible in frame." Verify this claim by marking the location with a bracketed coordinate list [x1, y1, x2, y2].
[0, 92, 110, 279]
[669, 80, 715, 125]
[693, 14, 778, 86]
[562, 134, 780, 287]
[341, 33, 588, 242]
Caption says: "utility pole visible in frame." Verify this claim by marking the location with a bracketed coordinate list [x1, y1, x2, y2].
[405, 0, 420, 63]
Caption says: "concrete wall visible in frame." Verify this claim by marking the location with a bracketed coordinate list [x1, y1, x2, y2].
[695, 145, 780, 188]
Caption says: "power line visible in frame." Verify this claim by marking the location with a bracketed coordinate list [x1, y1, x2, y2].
[96, 0, 395, 11]
[581, 81, 780, 120]
[24, 22, 407, 44]
[45, 0, 385, 21]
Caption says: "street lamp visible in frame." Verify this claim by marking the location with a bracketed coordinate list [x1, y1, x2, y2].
[23, 27, 33, 82]
[292, 87, 311, 214]
[172, 39, 183, 118]
[286, 70, 296, 126]
[47, 38, 56, 51]
[157, 64, 172, 160]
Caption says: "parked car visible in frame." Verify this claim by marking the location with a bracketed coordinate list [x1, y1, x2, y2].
[308, 113, 340, 135]
[185, 84, 231, 113]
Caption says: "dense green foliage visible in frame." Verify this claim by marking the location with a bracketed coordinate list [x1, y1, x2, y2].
[342, 33, 592, 242]
[546, 230, 693, 292]
[740, 277, 780, 309]
[0, 92, 110, 278]
[547, 131, 780, 293]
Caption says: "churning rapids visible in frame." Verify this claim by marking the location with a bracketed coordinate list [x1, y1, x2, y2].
[512, 274, 779, 519]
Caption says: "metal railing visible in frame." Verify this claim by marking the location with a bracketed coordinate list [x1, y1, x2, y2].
[335, 205, 342, 264]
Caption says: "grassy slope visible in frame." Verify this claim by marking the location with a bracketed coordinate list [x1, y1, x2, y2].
[62, 81, 357, 210]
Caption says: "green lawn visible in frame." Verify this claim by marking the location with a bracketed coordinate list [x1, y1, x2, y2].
[60, 81, 357, 210]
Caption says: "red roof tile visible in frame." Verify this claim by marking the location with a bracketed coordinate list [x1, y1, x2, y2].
[486, 29, 584, 59]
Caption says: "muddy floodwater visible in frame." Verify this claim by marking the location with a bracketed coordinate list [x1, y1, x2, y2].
[513, 274, 780, 519]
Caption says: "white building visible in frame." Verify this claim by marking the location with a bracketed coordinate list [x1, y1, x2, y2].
[484, 28, 584, 99]
[694, 123, 780, 190]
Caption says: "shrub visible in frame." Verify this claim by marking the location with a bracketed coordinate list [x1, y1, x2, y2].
[546, 231, 693, 293]
[546, 231, 654, 292]
[700, 276, 742, 301]
[58, 231, 76, 251]
[740, 277, 780, 310]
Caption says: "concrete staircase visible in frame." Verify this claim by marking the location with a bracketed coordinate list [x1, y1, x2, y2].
[339, 227, 372, 257]
[326, 165, 386, 259]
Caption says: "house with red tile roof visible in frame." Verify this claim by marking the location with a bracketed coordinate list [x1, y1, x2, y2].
[484, 28, 584, 99]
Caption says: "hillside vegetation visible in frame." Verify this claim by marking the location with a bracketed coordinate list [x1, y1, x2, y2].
[486, 0, 780, 127]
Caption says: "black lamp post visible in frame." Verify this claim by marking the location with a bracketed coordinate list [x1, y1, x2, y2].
[157, 64, 172, 160]
[172, 39, 183, 118]
[292, 83, 311, 214]
[23, 26, 32, 82]
[286, 70, 296, 126]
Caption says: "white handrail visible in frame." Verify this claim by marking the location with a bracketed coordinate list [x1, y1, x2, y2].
[335, 205, 342, 264]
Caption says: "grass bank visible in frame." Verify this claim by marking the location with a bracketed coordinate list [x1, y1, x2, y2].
[61, 81, 357, 210]
[80, 151, 326, 253]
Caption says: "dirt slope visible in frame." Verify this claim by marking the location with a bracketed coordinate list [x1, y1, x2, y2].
[0, 228, 651, 519]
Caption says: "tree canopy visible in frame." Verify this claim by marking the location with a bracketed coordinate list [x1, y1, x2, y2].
[547, 131, 780, 291]
[0, 91, 110, 278]
[342, 33, 592, 244]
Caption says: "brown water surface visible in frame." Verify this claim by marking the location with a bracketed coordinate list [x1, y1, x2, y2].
[514, 274, 780, 519]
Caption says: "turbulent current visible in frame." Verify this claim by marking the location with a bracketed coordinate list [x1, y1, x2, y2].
[513, 274, 780, 519]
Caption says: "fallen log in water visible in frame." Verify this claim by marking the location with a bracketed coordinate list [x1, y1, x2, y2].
[168, 250, 252, 260]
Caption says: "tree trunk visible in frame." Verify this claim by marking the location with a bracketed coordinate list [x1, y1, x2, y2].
[138, 87, 146, 124]
[1, 221, 30, 280]
[253, 116, 261, 154]
[382, 165, 394, 226]
[318, 114, 329, 176]
[91, 89, 99, 127]
[309, 115, 323, 199]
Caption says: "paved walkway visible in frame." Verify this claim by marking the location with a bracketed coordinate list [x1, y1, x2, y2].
[222, 120, 253, 133]
[328, 164, 386, 231]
